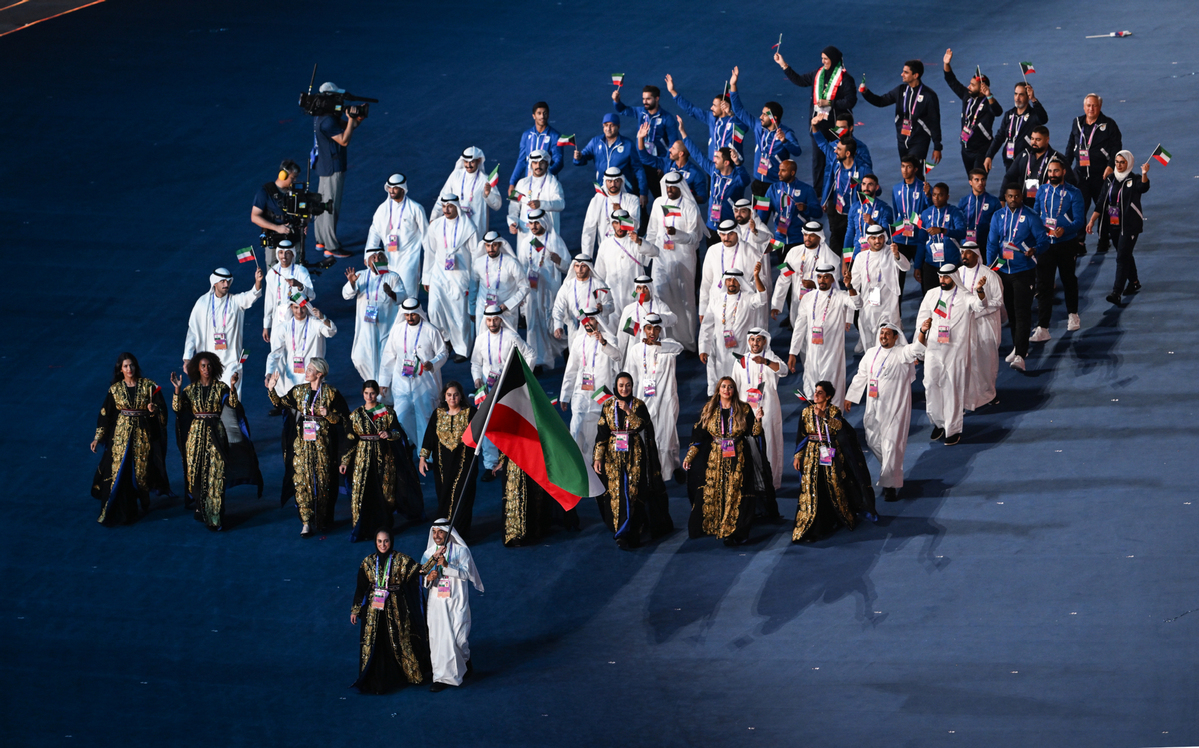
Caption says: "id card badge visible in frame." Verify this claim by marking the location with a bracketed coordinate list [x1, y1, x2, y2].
[746, 387, 762, 406]
[303, 419, 319, 441]
[835, 192, 846, 214]
[960, 126, 972, 143]
[867, 286, 882, 307]
[811, 326, 824, 345]
[446, 254, 459, 271]
[868, 379, 879, 398]
[900, 119, 913, 136]
[581, 372, 595, 391]
[937, 325, 951, 344]
[709, 203, 721, 224]
[965, 229, 977, 242]
[485, 292, 498, 306]
[614, 431, 630, 452]
[720, 438, 736, 458]
[1002, 242, 1017, 260]
[1042, 217, 1057, 230]
[723, 331, 738, 348]
[213, 332, 227, 351]
[642, 381, 657, 398]
[292, 356, 306, 374]
[527, 272, 539, 289]
[902, 221, 915, 238]
[401, 358, 416, 377]
[1024, 178, 1039, 200]
[1107, 206, 1120, 226]
[363, 305, 379, 323]
[437, 578, 452, 598]
[663, 236, 675, 251]
[818, 445, 835, 466]
[486, 370, 499, 388]
[370, 588, 389, 610]
[757, 157, 770, 177]
[1078, 148, 1090, 167]
[1005, 141, 1015, 160]
[386, 233, 398, 251]
[930, 241, 945, 263]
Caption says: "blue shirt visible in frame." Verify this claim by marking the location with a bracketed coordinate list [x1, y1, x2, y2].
[818, 132, 872, 196]
[728, 97, 802, 183]
[766, 178, 822, 242]
[1035, 182, 1085, 243]
[957, 191, 1001, 250]
[890, 181, 932, 247]
[672, 91, 753, 161]
[613, 101, 680, 159]
[845, 199, 896, 257]
[986, 206, 1048, 274]
[684, 136, 750, 230]
[509, 126, 564, 186]
[252, 183, 287, 225]
[637, 144, 709, 203]
[914, 205, 967, 269]
[814, 137, 870, 212]
[313, 115, 347, 177]
[574, 134, 648, 195]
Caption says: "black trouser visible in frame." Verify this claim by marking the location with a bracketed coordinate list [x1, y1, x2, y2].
[961, 147, 988, 175]
[810, 133, 827, 196]
[919, 261, 940, 296]
[644, 166, 664, 199]
[823, 197, 848, 253]
[1112, 231, 1139, 294]
[1075, 170, 1110, 249]
[894, 242, 917, 300]
[750, 179, 772, 198]
[898, 136, 931, 161]
[1036, 240, 1080, 327]
[1000, 268, 1037, 358]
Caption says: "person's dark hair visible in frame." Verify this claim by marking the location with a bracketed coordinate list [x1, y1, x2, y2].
[904, 59, 924, 78]
[643, 85, 660, 97]
[1031, 125, 1050, 139]
[441, 380, 465, 408]
[978, 75, 991, 86]
[362, 379, 380, 393]
[834, 112, 853, 126]
[815, 380, 836, 400]
[185, 351, 225, 383]
[838, 136, 857, 156]
[716, 146, 734, 164]
[764, 101, 783, 120]
[862, 173, 879, 184]
[111, 352, 142, 384]
[699, 377, 749, 434]
[901, 154, 921, 169]
[1014, 82, 1029, 94]
[968, 167, 988, 180]
[532, 101, 549, 114]
[375, 527, 394, 543]
[280, 159, 301, 176]
[932, 182, 949, 195]
[713, 93, 731, 104]
[1002, 181, 1023, 196]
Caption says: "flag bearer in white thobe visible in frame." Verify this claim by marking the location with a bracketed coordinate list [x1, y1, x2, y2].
[379, 299, 448, 450]
[615, 274, 677, 363]
[916, 264, 988, 445]
[342, 249, 405, 383]
[594, 208, 659, 326]
[698, 266, 767, 396]
[788, 263, 862, 402]
[183, 266, 264, 399]
[552, 255, 611, 346]
[262, 240, 314, 343]
[266, 297, 337, 397]
[849, 224, 911, 351]
[844, 320, 924, 502]
[366, 174, 427, 301]
[559, 307, 623, 463]
[581, 167, 641, 257]
[645, 171, 704, 350]
[627, 314, 685, 481]
[516, 208, 571, 368]
[955, 242, 1004, 410]
[432, 146, 502, 238]
[698, 220, 760, 327]
[771, 221, 841, 329]
[422, 520, 484, 692]
[731, 327, 786, 490]
[731, 198, 774, 324]
[470, 306, 535, 475]
[469, 233, 528, 337]
[422, 194, 478, 361]
[507, 150, 565, 234]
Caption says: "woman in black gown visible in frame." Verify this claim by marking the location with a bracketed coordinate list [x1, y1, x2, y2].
[350, 529, 429, 693]
[419, 381, 479, 539]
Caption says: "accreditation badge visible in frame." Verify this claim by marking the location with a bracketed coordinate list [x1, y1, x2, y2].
[811, 326, 824, 345]
[444, 255, 456, 271]
[723, 331, 738, 348]
[387, 233, 398, 251]
[527, 272, 539, 289]
[437, 577, 452, 599]
[485, 292, 498, 306]
[746, 387, 762, 405]
[757, 157, 770, 177]
[1107, 206, 1120, 226]
[1024, 178, 1039, 200]
[371, 588, 389, 610]
[868, 379, 879, 398]
[720, 438, 736, 458]
[1042, 217, 1057, 230]
[292, 356, 306, 374]
[303, 419, 319, 441]
[363, 305, 378, 323]
[960, 126, 972, 144]
[581, 372, 595, 391]
[930, 241, 945, 263]
[642, 381, 656, 398]
[213, 332, 227, 350]
[1078, 148, 1090, 167]
[709, 203, 721, 224]
[818, 445, 836, 465]
[401, 358, 416, 377]
[1005, 141, 1015, 160]
[965, 229, 977, 242]
[486, 370, 499, 388]
[900, 119, 913, 137]
[867, 287, 882, 307]
[614, 431, 629, 452]
[1002, 242, 1017, 260]
[937, 325, 951, 344]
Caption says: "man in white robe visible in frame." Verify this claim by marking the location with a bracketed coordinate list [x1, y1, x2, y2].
[849, 224, 911, 352]
[432, 146, 502, 237]
[789, 263, 862, 402]
[341, 250, 405, 383]
[552, 255, 611, 346]
[422, 194, 478, 361]
[559, 308, 623, 463]
[844, 319, 924, 502]
[183, 266, 264, 398]
[507, 150, 565, 234]
[698, 266, 767, 396]
[516, 209, 571, 368]
[470, 306, 536, 477]
[645, 171, 704, 350]
[266, 297, 337, 397]
[627, 314, 685, 481]
[594, 208, 658, 327]
[698, 220, 760, 327]
[261, 240, 314, 343]
[366, 174, 427, 301]
[581, 167, 641, 257]
[379, 298, 448, 450]
[731, 327, 786, 490]
[916, 264, 988, 445]
[771, 221, 841, 329]
[955, 242, 1004, 410]
[731, 198, 774, 325]
[615, 274, 677, 364]
[422, 520, 484, 692]
[469, 231, 528, 337]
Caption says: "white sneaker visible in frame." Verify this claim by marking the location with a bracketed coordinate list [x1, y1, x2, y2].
[1010, 355, 1026, 372]
[301, 523, 311, 536]
[1029, 326, 1051, 343]
[1067, 313, 1080, 331]
[1005, 349, 1017, 363]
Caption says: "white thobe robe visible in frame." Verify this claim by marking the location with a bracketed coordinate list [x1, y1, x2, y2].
[379, 319, 448, 450]
[734, 217, 774, 326]
[846, 341, 924, 488]
[469, 253, 529, 336]
[470, 325, 535, 469]
[645, 196, 702, 350]
[627, 338, 684, 475]
[516, 229, 571, 367]
[916, 286, 984, 437]
[594, 235, 659, 327]
[366, 197, 427, 299]
[615, 297, 677, 365]
[560, 326, 622, 462]
[731, 347, 786, 489]
[698, 290, 766, 396]
[790, 288, 862, 402]
[551, 272, 611, 346]
[266, 314, 337, 397]
[580, 190, 640, 257]
[422, 216, 478, 357]
[770, 241, 841, 329]
[183, 286, 263, 397]
[850, 246, 911, 350]
[507, 172, 566, 234]
[433, 163, 503, 238]
[341, 269, 405, 383]
[262, 263, 315, 337]
[698, 241, 759, 325]
[955, 263, 1004, 411]
[421, 539, 483, 687]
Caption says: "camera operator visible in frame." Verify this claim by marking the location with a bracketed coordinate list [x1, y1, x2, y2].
[252, 160, 300, 267]
[312, 81, 363, 260]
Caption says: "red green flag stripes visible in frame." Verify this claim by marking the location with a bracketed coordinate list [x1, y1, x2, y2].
[593, 181, 605, 195]
[366, 403, 388, 420]
[841, 247, 855, 260]
[557, 134, 575, 148]
[1020, 61, 1036, 75]
[591, 385, 614, 404]
[924, 160, 936, 175]
[732, 124, 746, 144]
[1152, 145, 1172, 166]
[934, 299, 949, 318]
[617, 215, 636, 232]
[611, 73, 624, 87]
[753, 195, 770, 213]
[239, 349, 250, 364]
[777, 261, 795, 277]
[487, 163, 500, 188]
[768, 238, 785, 253]
[236, 246, 255, 264]
[623, 317, 641, 337]
[662, 204, 682, 219]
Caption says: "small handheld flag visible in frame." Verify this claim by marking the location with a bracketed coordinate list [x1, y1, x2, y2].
[557, 134, 576, 148]
[753, 195, 770, 213]
[239, 349, 250, 364]
[1152, 144, 1172, 166]
[772, 34, 782, 53]
[858, 73, 866, 93]
[777, 261, 795, 277]
[841, 247, 855, 261]
[1019, 61, 1036, 78]
[593, 181, 605, 195]
[529, 236, 545, 250]
[924, 160, 936, 176]
[732, 124, 746, 144]
[236, 246, 255, 264]
[768, 238, 786, 253]
[623, 317, 641, 337]
[487, 163, 501, 188]
[617, 215, 636, 232]
[151, 385, 162, 397]
[473, 385, 488, 406]
[989, 255, 1006, 271]
[511, 188, 526, 202]
[974, 64, 983, 82]
[1086, 30, 1132, 38]
[611, 73, 624, 87]
[289, 291, 309, 307]
[793, 388, 810, 403]
[592, 386, 614, 404]
[934, 299, 949, 318]
[373, 256, 389, 272]
[733, 351, 747, 368]
[662, 204, 682, 219]
[366, 403, 388, 421]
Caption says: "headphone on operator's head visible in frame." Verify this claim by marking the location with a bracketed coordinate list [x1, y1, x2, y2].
[278, 159, 301, 182]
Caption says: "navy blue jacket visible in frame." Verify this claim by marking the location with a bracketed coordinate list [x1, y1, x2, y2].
[509, 125, 564, 186]
[575, 134, 648, 195]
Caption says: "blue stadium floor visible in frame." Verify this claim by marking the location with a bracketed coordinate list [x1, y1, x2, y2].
[2, 1, 1196, 745]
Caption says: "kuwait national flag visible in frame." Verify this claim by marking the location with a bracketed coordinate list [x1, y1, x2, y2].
[591, 385, 615, 405]
[859, 192, 875, 206]
[934, 299, 949, 318]
[924, 160, 936, 175]
[239, 349, 250, 364]
[557, 134, 576, 148]
[473, 385, 488, 406]
[617, 215, 636, 232]
[753, 195, 771, 213]
[731, 124, 746, 144]
[623, 317, 641, 337]
[768, 238, 785, 253]
[593, 181, 605, 195]
[662, 204, 682, 219]
[989, 255, 1007, 271]
[1020, 61, 1036, 75]
[487, 163, 501, 188]
[236, 246, 255, 264]
[890, 221, 906, 240]
[529, 236, 545, 251]
[841, 246, 855, 261]
[1152, 145, 1172, 166]
[463, 349, 605, 510]
[611, 73, 624, 87]
[289, 291, 308, 307]
[777, 261, 795, 277]
[366, 403, 388, 421]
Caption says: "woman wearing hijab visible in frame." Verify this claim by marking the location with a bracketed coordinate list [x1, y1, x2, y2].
[1087, 150, 1151, 306]
[266, 356, 350, 537]
[422, 519, 484, 692]
[682, 376, 769, 546]
[593, 372, 673, 549]
[773, 45, 858, 191]
[350, 528, 428, 693]
[419, 381, 479, 539]
[90, 352, 172, 525]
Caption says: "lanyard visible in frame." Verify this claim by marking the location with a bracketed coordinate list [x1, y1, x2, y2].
[870, 345, 893, 380]
[587, 332, 600, 369]
[485, 255, 501, 290]
[967, 194, 986, 232]
[641, 109, 659, 143]
[459, 170, 481, 203]
[812, 288, 833, 325]
[722, 406, 733, 437]
[865, 250, 882, 284]
[721, 291, 741, 328]
[752, 351, 769, 386]
[442, 218, 461, 253]
[488, 329, 503, 367]
[387, 198, 408, 236]
[573, 277, 593, 313]
[210, 293, 230, 334]
[721, 243, 740, 275]
[1045, 186, 1066, 220]
[1080, 119, 1098, 151]
[1003, 208, 1021, 243]
[615, 238, 643, 267]
[937, 286, 959, 321]
[904, 84, 923, 120]
[304, 380, 322, 416]
[367, 270, 383, 303]
[290, 316, 310, 358]
[375, 553, 393, 588]
[758, 127, 779, 161]
[404, 320, 423, 356]
[899, 182, 917, 218]
[712, 174, 731, 211]
[963, 95, 985, 132]
[274, 265, 295, 305]
[642, 343, 659, 379]
[1007, 109, 1027, 141]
